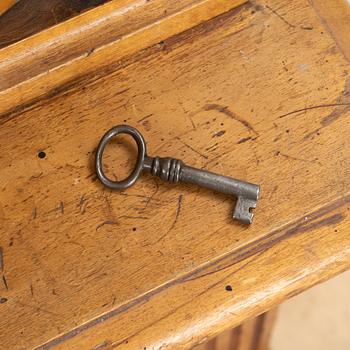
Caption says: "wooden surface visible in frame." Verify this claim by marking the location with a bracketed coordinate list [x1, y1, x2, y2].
[193, 309, 277, 350]
[0, 0, 109, 48]
[0, 0, 350, 349]
[0, 0, 17, 17]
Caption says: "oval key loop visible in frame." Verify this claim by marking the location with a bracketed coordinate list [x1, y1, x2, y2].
[95, 125, 147, 189]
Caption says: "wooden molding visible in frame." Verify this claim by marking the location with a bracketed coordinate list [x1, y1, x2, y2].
[0, 0, 349, 349]
[0, 0, 17, 16]
[0, 0, 246, 117]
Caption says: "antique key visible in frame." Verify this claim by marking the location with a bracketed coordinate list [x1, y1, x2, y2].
[96, 125, 260, 224]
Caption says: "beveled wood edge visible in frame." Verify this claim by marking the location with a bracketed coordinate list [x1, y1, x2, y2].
[0, 0, 247, 117]
[38, 194, 350, 349]
[310, 0, 350, 63]
[0, 0, 17, 16]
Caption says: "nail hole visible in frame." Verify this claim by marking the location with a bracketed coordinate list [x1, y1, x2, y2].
[225, 285, 233, 292]
[38, 151, 46, 159]
[132, 227, 137, 232]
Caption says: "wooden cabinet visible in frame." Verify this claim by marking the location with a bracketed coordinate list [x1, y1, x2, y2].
[0, 0, 349, 349]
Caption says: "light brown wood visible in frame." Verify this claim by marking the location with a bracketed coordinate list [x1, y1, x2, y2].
[310, 0, 350, 62]
[0, 0, 349, 349]
[0, 0, 110, 49]
[0, 0, 17, 16]
[0, 0, 246, 115]
[254, 309, 278, 350]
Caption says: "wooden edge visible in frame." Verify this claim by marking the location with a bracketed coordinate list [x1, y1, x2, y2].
[0, 0, 247, 117]
[0, 0, 185, 88]
[39, 194, 350, 349]
[0, 0, 17, 16]
[310, 0, 350, 63]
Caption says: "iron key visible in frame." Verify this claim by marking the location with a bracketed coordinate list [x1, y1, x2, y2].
[96, 125, 260, 224]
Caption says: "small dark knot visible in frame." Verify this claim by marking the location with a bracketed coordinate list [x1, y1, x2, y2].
[151, 157, 183, 183]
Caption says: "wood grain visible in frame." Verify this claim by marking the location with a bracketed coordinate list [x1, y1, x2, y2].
[0, 0, 17, 17]
[0, 0, 109, 48]
[310, 0, 350, 62]
[0, 0, 349, 349]
[0, 0, 247, 115]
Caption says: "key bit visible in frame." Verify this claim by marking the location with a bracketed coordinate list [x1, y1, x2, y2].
[96, 125, 260, 224]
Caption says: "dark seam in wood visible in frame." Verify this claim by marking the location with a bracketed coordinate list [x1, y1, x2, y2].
[265, 4, 296, 28]
[250, 313, 265, 350]
[277, 102, 350, 118]
[35, 194, 349, 349]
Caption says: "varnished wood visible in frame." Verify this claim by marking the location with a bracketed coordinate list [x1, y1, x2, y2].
[0, 0, 109, 48]
[0, 0, 349, 349]
[0, 0, 247, 115]
[193, 309, 277, 350]
[0, 0, 17, 17]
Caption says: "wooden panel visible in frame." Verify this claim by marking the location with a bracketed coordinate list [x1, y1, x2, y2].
[0, 0, 109, 48]
[0, 0, 247, 115]
[310, 0, 350, 62]
[0, 0, 17, 17]
[0, 0, 349, 349]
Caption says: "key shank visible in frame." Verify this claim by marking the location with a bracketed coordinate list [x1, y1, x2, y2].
[143, 156, 259, 224]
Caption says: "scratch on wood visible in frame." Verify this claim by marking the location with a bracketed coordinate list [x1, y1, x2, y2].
[265, 4, 296, 28]
[30, 283, 34, 296]
[141, 179, 159, 211]
[176, 138, 208, 159]
[278, 102, 350, 119]
[13, 300, 58, 316]
[205, 142, 218, 151]
[155, 194, 183, 243]
[59, 201, 64, 214]
[277, 151, 321, 165]
[96, 220, 118, 231]
[91, 340, 110, 350]
[204, 104, 258, 135]
[29, 172, 43, 180]
[2, 275, 8, 290]
[86, 48, 95, 57]
[102, 191, 115, 220]
[119, 215, 149, 220]
[213, 130, 226, 138]
[79, 195, 88, 214]
[32, 207, 37, 219]
[0, 247, 3, 272]
[137, 113, 154, 123]
[188, 115, 196, 129]
[237, 136, 252, 144]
